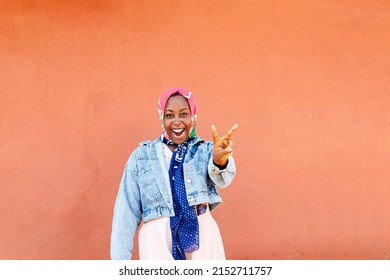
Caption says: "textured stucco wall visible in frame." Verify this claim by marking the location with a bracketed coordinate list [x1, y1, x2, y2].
[1, 0, 389, 259]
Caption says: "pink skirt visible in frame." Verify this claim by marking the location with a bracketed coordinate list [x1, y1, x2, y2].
[138, 208, 226, 260]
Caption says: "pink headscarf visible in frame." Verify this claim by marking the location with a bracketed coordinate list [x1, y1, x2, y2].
[157, 87, 198, 138]
[157, 87, 197, 118]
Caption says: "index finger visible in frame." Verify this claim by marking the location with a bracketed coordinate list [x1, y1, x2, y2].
[211, 125, 220, 143]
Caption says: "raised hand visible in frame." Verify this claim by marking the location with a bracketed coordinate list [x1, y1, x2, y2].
[211, 124, 238, 168]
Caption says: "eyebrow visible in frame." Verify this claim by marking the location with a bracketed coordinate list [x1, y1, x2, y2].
[165, 108, 190, 112]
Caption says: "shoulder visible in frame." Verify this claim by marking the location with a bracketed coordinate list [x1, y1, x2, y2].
[126, 138, 161, 161]
[189, 137, 213, 156]
[134, 138, 161, 155]
[194, 137, 213, 149]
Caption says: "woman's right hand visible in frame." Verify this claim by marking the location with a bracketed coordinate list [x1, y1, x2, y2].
[211, 124, 238, 168]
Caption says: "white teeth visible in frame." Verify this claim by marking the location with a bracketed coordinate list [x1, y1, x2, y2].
[173, 129, 183, 133]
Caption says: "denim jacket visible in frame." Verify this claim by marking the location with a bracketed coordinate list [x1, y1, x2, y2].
[110, 136, 236, 260]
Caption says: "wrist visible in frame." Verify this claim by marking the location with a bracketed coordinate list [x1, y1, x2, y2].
[213, 159, 228, 170]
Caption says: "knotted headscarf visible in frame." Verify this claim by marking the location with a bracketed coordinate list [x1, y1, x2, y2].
[157, 87, 197, 139]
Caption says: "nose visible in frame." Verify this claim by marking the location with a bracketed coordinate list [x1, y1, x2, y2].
[172, 117, 181, 125]
[172, 116, 181, 124]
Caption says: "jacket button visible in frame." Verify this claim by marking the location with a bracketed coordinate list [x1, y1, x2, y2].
[186, 178, 192, 183]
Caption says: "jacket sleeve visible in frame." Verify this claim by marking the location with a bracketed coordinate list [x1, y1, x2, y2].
[207, 142, 236, 189]
[110, 152, 142, 260]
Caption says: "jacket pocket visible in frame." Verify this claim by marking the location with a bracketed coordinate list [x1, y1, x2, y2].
[138, 166, 154, 187]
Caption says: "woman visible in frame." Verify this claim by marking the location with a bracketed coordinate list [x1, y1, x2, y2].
[110, 87, 238, 260]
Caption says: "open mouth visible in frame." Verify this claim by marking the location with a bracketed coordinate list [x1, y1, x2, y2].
[172, 128, 184, 138]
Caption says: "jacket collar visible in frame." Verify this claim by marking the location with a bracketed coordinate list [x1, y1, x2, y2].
[140, 136, 205, 146]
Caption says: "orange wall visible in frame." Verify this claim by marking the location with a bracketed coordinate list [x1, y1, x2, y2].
[1, 1, 390, 259]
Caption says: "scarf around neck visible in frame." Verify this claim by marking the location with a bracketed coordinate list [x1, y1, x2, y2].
[161, 135, 199, 260]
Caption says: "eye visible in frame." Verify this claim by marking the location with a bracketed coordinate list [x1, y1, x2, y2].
[180, 112, 189, 117]
[165, 113, 174, 119]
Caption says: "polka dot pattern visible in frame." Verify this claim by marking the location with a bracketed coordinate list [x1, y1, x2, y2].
[166, 137, 199, 260]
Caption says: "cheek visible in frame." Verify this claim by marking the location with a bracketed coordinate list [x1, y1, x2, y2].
[185, 120, 193, 131]
[163, 119, 170, 130]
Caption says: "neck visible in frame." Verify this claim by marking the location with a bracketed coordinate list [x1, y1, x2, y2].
[168, 144, 178, 152]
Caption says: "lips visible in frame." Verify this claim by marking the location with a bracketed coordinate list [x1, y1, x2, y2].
[172, 128, 184, 137]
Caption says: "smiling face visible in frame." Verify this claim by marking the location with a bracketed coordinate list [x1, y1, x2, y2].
[163, 94, 192, 145]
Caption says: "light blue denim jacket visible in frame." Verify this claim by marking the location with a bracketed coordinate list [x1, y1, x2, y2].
[110, 136, 236, 260]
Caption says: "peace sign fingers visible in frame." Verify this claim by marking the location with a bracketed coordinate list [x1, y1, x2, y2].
[211, 124, 239, 143]
[211, 123, 238, 167]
